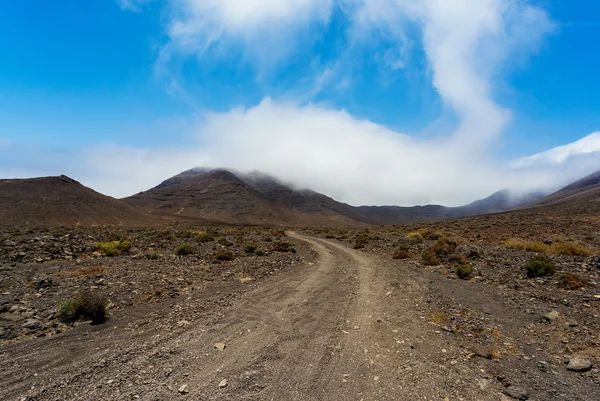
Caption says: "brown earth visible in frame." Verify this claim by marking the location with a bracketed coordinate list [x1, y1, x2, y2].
[1, 223, 600, 400]
[0, 176, 160, 227]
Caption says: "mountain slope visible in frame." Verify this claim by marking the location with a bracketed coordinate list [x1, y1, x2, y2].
[355, 189, 545, 225]
[0, 175, 155, 226]
[125, 168, 545, 226]
[533, 169, 600, 207]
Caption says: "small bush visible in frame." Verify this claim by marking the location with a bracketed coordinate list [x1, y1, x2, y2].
[271, 241, 297, 253]
[196, 232, 214, 243]
[448, 254, 469, 265]
[525, 255, 555, 278]
[218, 238, 234, 247]
[176, 244, 195, 256]
[455, 264, 474, 280]
[213, 250, 234, 261]
[96, 240, 132, 257]
[57, 292, 108, 324]
[421, 249, 441, 266]
[243, 243, 257, 254]
[149, 252, 160, 260]
[392, 249, 410, 259]
[558, 273, 587, 290]
[353, 234, 370, 249]
[255, 249, 265, 256]
[406, 232, 424, 243]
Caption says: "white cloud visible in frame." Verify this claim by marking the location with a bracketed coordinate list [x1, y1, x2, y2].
[28, 100, 593, 206]
[513, 132, 600, 168]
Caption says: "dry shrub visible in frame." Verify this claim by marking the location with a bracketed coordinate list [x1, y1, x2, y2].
[558, 273, 587, 290]
[271, 241, 296, 253]
[505, 239, 592, 257]
[213, 250, 234, 261]
[421, 249, 441, 266]
[392, 249, 410, 259]
[196, 232, 214, 243]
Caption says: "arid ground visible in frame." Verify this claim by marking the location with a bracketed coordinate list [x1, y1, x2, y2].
[1, 216, 599, 400]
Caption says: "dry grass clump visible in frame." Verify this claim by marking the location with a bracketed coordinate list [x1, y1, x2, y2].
[96, 240, 132, 257]
[505, 239, 592, 257]
[196, 231, 214, 243]
[406, 232, 424, 243]
[271, 241, 296, 253]
[558, 273, 587, 290]
[213, 250, 234, 261]
[392, 249, 410, 259]
[353, 234, 370, 249]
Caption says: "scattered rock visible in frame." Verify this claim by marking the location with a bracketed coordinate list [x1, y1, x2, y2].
[177, 320, 191, 327]
[218, 379, 228, 388]
[503, 385, 529, 400]
[543, 311, 560, 322]
[178, 384, 189, 394]
[22, 319, 43, 330]
[472, 346, 493, 359]
[214, 342, 226, 351]
[567, 357, 592, 372]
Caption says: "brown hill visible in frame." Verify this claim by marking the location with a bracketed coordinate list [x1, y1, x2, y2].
[0, 175, 156, 226]
[125, 168, 545, 226]
[125, 169, 309, 226]
[533, 169, 600, 207]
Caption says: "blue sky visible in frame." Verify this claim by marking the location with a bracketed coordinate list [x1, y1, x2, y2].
[1, 0, 599, 205]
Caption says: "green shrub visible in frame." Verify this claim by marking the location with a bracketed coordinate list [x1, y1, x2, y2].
[96, 240, 132, 257]
[525, 255, 555, 278]
[149, 252, 160, 260]
[176, 244, 195, 256]
[57, 291, 108, 324]
[392, 249, 410, 259]
[196, 232, 214, 243]
[213, 250, 234, 261]
[455, 264, 474, 280]
[271, 241, 296, 253]
[505, 239, 593, 257]
[243, 243, 257, 254]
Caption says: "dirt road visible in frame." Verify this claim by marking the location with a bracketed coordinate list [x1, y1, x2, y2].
[1, 233, 597, 400]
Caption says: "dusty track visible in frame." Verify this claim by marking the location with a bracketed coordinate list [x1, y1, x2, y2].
[1, 233, 597, 400]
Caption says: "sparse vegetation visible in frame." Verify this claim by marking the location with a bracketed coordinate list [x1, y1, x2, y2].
[406, 232, 424, 243]
[218, 238, 234, 247]
[455, 264, 473, 280]
[505, 239, 592, 257]
[56, 291, 108, 324]
[421, 249, 441, 266]
[175, 244, 195, 256]
[559, 273, 587, 290]
[392, 249, 410, 259]
[213, 250, 234, 261]
[271, 241, 296, 253]
[243, 243, 258, 254]
[525, 255, 555, 278]
[196, 231, 214, 243]
[96, 240, 132, 257]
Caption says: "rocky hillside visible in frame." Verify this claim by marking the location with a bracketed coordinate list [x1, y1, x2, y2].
[0, 175, 156, 226]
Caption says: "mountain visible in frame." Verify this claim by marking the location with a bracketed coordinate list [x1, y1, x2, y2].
[354, 189, 545, 225]
[125, 168, 544, 226]
[0, 175, 156, 226]
[533, 169, 600, 207]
